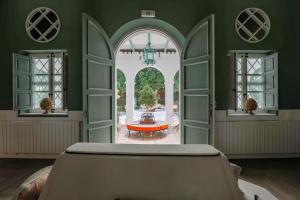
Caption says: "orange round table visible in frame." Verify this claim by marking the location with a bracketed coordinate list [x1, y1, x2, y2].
[127, 123, 169, 138]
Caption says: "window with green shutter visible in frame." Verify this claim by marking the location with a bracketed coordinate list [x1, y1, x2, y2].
[13, 51, 68, 116]
[228, 51, 278, 115]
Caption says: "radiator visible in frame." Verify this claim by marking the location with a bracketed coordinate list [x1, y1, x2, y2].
[0, 119, 80, 157]
[215, 120, 300, 157]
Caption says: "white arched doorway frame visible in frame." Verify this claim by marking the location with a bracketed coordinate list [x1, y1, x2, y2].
[115, 29, 180, 125]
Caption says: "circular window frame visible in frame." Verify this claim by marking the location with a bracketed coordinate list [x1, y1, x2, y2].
[235, 7, 271, 43]
[25, 7, 61, 43]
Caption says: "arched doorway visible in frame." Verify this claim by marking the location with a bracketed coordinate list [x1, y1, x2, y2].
[115, 29, 180, 144]
[82, 14, 214, 145]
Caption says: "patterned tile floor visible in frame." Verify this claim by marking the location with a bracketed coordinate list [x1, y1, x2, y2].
[116, 125, 180, 144]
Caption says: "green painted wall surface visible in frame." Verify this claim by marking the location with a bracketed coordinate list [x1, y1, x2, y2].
[0, 0, 298, 110]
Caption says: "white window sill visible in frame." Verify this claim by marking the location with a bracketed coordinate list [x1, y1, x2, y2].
[226, 110, 279, 121]
[19, 112, 68, 118]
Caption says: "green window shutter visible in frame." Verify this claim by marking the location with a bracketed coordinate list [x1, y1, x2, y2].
[263, 53, 278, 113]
[62, 52, 68, 110]
[13, 53, 32, 113]
[227, 53, 237, 111]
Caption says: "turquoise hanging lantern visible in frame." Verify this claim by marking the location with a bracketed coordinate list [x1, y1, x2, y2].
[143, 33, 155, 65]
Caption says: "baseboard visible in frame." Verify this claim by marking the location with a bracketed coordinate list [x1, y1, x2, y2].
[227, 153, 300, 159]
[0, 153, 59, 159]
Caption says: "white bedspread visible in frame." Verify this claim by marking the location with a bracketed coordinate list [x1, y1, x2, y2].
[39, 143, 243, 200]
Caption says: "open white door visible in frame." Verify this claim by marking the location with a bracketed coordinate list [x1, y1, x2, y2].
[181, 15, 215, 144]
[82, 13, 115, 143]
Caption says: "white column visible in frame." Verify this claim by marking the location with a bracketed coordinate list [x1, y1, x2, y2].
[125, 78, 135, 124]
[165, 79, 174, 124]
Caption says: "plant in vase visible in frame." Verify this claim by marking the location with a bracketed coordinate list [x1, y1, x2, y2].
[40, 98, 53, 114]
[137, 85, 156, 124]
[244, 98, 258, 115]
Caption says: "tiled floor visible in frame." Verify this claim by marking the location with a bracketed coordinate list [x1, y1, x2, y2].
[116, 125, 181, 144]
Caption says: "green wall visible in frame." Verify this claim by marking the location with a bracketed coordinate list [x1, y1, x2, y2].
[0, 0, 298, 110]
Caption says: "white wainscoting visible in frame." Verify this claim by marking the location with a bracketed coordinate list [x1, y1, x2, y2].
[1, 110, 300, 159]
[215, 110, 300, 158]
[0, 111, 83, 158]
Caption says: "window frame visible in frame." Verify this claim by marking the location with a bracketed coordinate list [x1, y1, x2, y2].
[236, 53, 266, 112]
[30, 52, 65, 113]
[228, 51, 278, 117]
[14, 50, 68, 117]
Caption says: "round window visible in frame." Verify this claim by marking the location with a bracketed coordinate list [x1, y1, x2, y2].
[25, 7, 61, 43]
[235, 8, 271, 43]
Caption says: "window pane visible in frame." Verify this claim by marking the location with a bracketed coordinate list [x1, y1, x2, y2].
[247, 58, 262, 74]
[237, 58, 242, 74]
[32, 58, 49, 74]
[237, 92, 243, 109]
[33, 75, 49, 83]
[54, 84, 62, 92]
[237, 84, 243, 92]
[54, 92, 63, 109]
[247, 75, 263, 83]
[31, 54, 64, 111]
[247, 84, 263, 92]
[54, 57, 62, 74]
[54, 75, 62, 83]
[33, 84, 49, 92]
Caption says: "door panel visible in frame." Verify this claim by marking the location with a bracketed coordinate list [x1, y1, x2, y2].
[185, 22, 209, 58]
[181, 15, 214, 144]
[89, 126, 112, 143]
[185, 126, 209, 144]
[87, 62, 112, 89]
[184, 61, 209, 89]
[83, 13, 115, 143]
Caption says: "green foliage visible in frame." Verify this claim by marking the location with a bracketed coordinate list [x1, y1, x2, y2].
[117, 69, 126, 94]
[138, 85, 156, 110]
[135, 67, 165, 108]
[173, 71, 179, 93]
[117, 69, 126, 112]
[135, 67, 165, 92]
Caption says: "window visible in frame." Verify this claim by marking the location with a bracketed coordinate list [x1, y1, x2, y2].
[13, 51, 67, 115]
[228, 51, 278, 115]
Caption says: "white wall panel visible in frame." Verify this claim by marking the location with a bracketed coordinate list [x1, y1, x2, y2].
[215, 111, 300, 158]
[0, 111, 82, 158]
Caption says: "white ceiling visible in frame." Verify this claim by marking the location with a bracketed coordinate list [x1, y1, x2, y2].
[119, 30, 177, 50]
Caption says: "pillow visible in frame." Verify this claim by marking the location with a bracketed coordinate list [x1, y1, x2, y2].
[12, 166, 52, 200]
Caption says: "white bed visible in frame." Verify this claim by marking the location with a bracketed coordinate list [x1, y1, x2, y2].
[38, 143, 277, 200]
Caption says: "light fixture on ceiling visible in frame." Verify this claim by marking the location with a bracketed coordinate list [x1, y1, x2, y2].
[143, 33, 155, 65]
